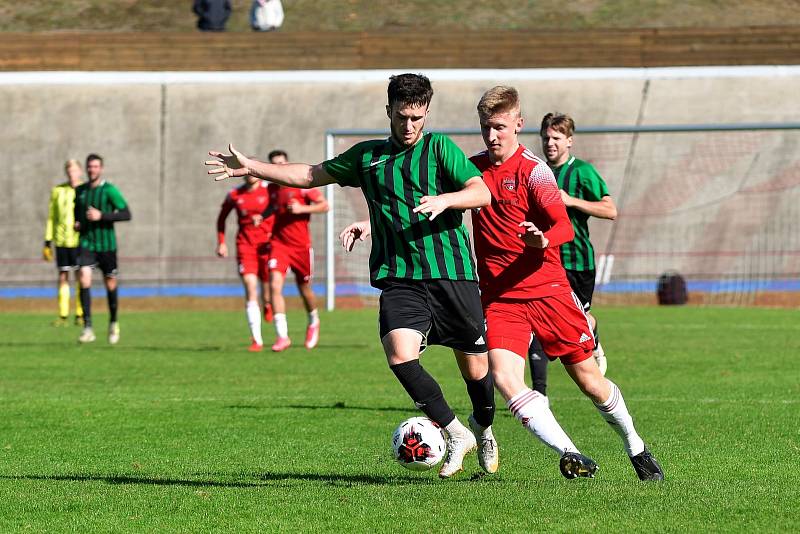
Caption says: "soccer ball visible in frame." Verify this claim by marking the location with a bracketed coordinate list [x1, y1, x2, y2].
[391, 416, 446, 471]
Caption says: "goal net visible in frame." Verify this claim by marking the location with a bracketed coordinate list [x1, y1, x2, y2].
[321, 125, 800, 309]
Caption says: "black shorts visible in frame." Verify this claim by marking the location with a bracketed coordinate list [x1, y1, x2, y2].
[378, 279, 487, 354]
[55, 247, 79, 272]
[77, 249, 119, 277]
[565, 269, 595, 311]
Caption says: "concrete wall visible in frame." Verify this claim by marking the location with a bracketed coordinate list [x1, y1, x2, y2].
[2, 68, 800, 288]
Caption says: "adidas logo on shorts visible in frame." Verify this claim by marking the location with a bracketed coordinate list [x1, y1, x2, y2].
[579, 333, 592, 343]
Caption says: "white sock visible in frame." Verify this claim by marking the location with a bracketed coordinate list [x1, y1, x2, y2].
[274, 313, 288, 339]
[245, 301, 263, 345]
[508, 388, 578, 455]
[594, 380, 645, 456]
[444, 417, 469, 437]
[308, 308, 319, 326]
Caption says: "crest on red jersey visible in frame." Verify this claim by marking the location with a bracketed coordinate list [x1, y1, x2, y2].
[502, 177, 516, 191]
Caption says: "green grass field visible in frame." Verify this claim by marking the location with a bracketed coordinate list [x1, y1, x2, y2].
[0, 306, 798, 532]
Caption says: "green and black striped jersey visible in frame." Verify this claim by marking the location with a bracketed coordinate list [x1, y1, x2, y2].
[74, 181, 128, 252]
[551, 156, 610, 272]
[323, 132, 480, 286]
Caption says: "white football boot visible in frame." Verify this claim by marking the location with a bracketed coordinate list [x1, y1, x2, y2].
[438, 422, 477, 479]
[108, 322, 120, 345]
[78, 327, 96, 343]
[468, 414, 499, 474]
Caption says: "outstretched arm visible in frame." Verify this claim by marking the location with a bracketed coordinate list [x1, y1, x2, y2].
[206, 144, 336, 189]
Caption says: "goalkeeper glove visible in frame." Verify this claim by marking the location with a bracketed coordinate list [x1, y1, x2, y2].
[42, 241, 53, 262]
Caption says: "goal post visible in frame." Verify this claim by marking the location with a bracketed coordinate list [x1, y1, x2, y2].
[324, 123, 800, 310]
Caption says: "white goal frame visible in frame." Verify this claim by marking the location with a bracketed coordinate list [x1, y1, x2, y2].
[324, 122, 800, 310]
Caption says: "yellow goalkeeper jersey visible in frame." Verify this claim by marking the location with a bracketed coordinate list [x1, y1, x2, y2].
[45, 182, 81, 248]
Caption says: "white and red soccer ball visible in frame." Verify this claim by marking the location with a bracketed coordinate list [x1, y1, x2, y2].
[391, 416, 446, 471]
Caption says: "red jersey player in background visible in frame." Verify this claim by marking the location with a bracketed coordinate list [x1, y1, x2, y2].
[471, 86, 662, 480]
[266, 150, 329, 352]
[216, 173, 274, 352]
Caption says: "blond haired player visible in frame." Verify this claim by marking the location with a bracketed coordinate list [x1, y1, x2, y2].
[44, 159, 84, 326]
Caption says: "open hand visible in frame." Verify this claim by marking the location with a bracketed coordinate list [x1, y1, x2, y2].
[206, 144, 251, 181]
[413, 195, 450, 221]
[339, 220, 371, 252]
[518, 221, 549, 248]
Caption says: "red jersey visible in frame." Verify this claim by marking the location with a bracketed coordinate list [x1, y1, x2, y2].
[470, 145, 574, 301]
[268, 184, 323, 248]
[217, 182, 274, 248]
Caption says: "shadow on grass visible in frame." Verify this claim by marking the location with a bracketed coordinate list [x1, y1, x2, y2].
[223, 402, 415, 414]
[0, 471, 472, 487]
[286, 402, 413, 413]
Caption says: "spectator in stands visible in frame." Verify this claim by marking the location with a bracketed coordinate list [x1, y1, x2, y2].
[251, 0, 284, 32]
[193, 0, 232, 32]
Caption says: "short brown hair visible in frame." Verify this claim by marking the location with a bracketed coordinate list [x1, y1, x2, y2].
[540, 113, 575, 137]
[477, 86, 520, 119]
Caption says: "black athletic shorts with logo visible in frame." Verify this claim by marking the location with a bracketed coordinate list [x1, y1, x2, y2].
[77, 249, 119, 277]
[55, 247, 79, 272]
[565, 269, 596, 311]
[378, 279, 487, 354]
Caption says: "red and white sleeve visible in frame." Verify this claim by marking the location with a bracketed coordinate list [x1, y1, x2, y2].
[527, 163, 574, 247]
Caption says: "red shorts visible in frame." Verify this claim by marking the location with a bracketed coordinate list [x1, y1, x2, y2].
[237, 242, 271, 280]
[269, 242, 314, 282]
[484, 292, 595, 365]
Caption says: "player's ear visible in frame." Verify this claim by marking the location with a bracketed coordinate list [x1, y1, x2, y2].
[567, 136, 573, 149]
[516, 116, 525, 134]
[386, 104, 392, 119]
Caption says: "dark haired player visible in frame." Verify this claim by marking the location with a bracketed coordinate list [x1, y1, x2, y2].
[74, 154, 132, 344]
[265, 150, 328, 352]
[207, 73, 498, 479]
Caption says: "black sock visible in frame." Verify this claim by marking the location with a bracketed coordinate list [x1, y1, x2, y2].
[465, 372, 495, 428]
[80, 287, 92, 327]
[108, 288, 118, 323]
[390, 360, 455, 427]
[528, 336, 549, 396]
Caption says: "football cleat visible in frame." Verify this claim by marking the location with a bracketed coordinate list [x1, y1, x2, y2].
[468, 415, 499, 474]
[271, 336, 291, 352]
[630, 448, 664, 481]
[438, 425, 477, 479]
[78, 327, 96, 343]
[52, 317, 68, 327]
[559, 451, 599, 479]
[74, 315, 83, 326]
[263, 303, 273, 323]
[593, 343, 607, 376]
[108, 322, 120, 345]
[248, 338, 263, 352]
[305, 322, 320, 349]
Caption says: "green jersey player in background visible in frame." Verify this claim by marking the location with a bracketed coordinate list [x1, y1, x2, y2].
[207, 73, 499, 479]
[74, 154, 132, 344]
[529, 113, 617, 396]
